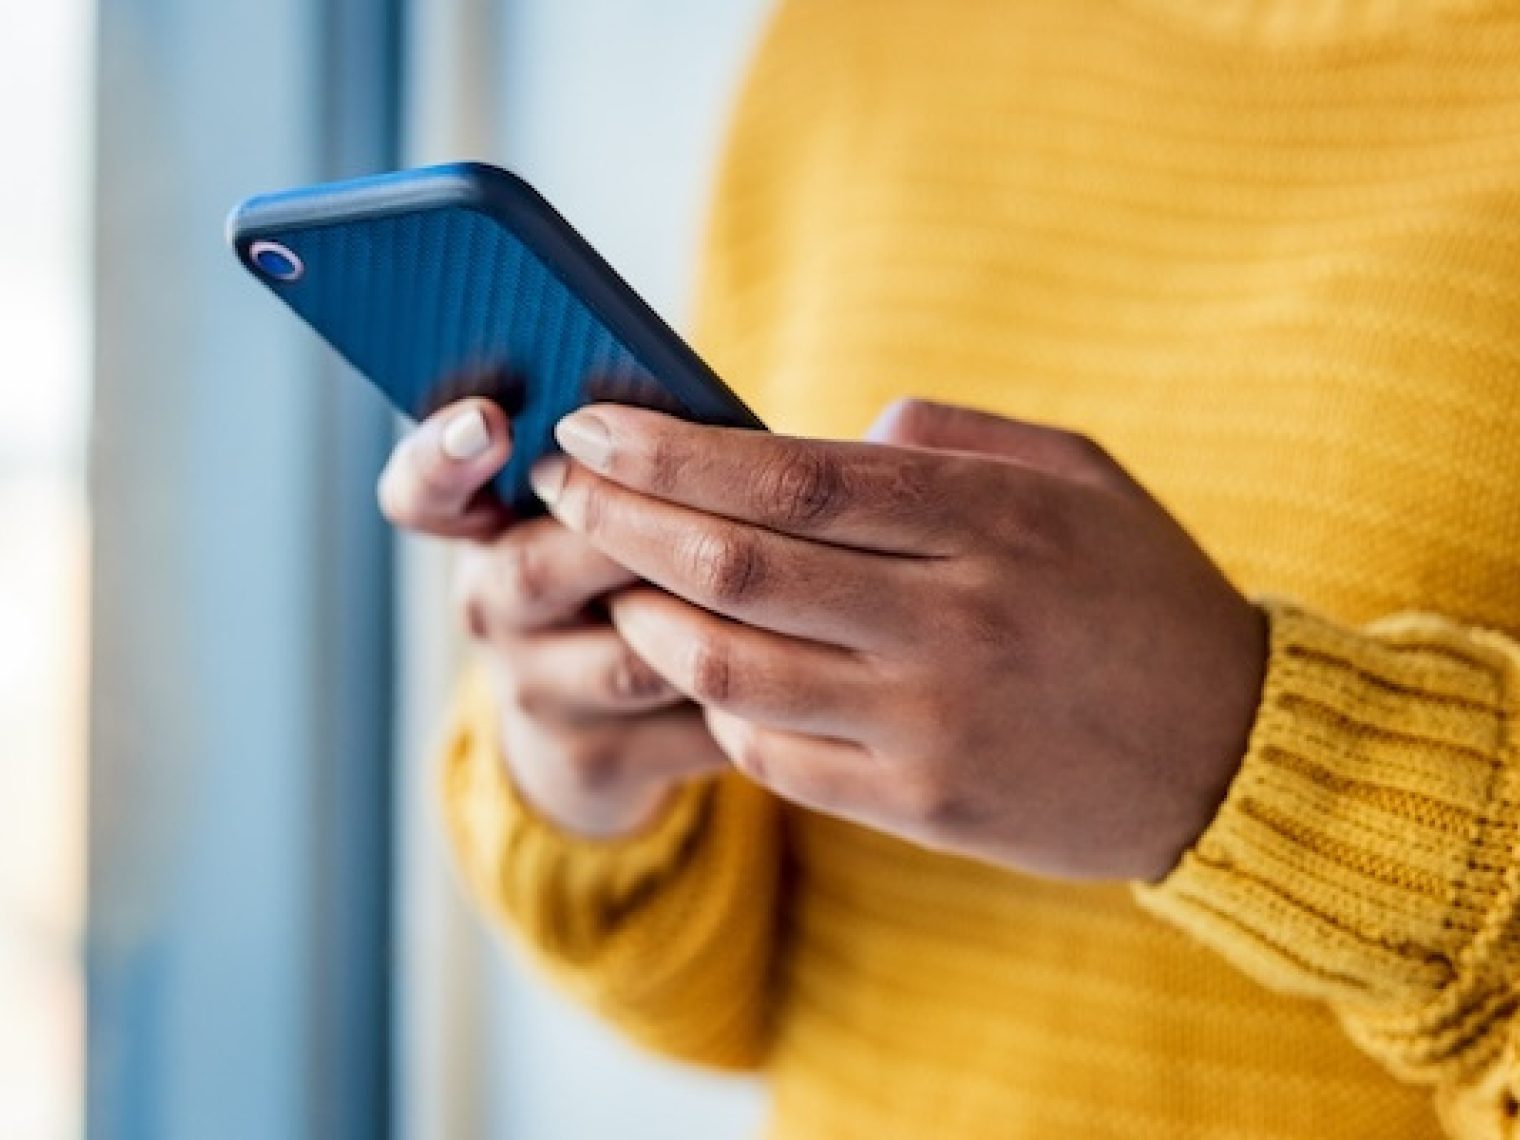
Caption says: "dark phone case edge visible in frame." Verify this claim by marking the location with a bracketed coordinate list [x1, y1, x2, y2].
[225, 161, 767, 433]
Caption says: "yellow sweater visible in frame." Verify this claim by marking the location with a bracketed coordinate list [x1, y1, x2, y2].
[442, 2, 1520, 1136]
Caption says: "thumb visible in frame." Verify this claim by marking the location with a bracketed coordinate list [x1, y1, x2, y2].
[377, 398, 514, 537]
[866, 398, 1135, 493]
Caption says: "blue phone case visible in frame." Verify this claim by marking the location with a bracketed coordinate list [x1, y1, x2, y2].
[227, 162, 765, 515]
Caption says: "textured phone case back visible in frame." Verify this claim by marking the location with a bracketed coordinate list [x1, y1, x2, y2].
[229, 165, 761, 516]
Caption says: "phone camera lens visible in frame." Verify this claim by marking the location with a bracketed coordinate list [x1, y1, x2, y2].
[250, 240, 304, 283]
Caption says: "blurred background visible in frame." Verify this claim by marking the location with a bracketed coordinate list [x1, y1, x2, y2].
[1, 1, 771, 1137]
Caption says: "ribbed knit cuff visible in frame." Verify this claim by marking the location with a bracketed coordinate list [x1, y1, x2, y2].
[440, 666, 712, 964]
[1137, 601, 1520, 1075]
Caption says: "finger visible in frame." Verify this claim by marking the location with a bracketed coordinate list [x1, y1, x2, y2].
[608, 587, 890, 745]
[495, 624, 687, 723]
[703, 707, 873, 818]
[550, 404, 975, 555]
[378, 399, 514, 537]
[457, 516, 638, 635]
[503, 705, 729, 829]
[600, 706, 733, 784]
[531, 457, 932, 651]
[867, 397, 1139, 495]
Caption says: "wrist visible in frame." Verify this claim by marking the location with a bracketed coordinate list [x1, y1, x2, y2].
[1140, 599, 1270, 882]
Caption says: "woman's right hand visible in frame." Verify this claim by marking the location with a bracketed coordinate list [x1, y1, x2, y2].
[379, 398, 729, 837]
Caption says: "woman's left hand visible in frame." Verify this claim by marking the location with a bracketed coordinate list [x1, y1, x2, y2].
[529, 398, 1267, 881]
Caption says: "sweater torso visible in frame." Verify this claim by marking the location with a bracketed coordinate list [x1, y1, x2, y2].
[685, 2, 1520, 1135]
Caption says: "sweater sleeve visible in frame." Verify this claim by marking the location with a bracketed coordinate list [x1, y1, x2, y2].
[1137, 599, 1520, 1138]
[439, 666, 784, 1071]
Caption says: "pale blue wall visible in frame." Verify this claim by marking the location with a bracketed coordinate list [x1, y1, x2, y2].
[89, 1, 399, 1137]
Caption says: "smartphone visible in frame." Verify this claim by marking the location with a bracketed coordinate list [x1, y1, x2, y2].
[227, 162, 765, 516]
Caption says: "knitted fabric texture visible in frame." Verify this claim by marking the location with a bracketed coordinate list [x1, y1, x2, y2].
[442, 2, 1520, 1136]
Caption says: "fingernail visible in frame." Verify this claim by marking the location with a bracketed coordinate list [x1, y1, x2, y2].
[555, 411, 613, 471]
[441, 407, 491, 461]
[529, 455, 568, 506]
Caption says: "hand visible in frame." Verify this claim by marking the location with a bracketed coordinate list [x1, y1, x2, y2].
[528, 398, 1268, 880]
[378, 398, 728, 838]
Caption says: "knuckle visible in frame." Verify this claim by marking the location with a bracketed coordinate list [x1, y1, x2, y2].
[1057, 429, 1112, 471]
[496, 669, 542, 721]
[454, 574, 491, 641]
[642, 433, 684, 496]
[1057, 431, 1136, 495]
[1000, 482, 1070, 554]
[452, 553, 493, 638]
[755, 449, 845, 528]
[949, 591, 1008, 654]
[683, 529, 765, 607]
[887, 398, 940, 443]
[885, 455, 942, 517]
[575, 476, 611, 537]
[463, 595, 490, 641]
[498, 537, 551, 617]
[899, 661, 989, 753]
[901, 769, 967, 832]
[724, 724, 770, 784]
[929, 564, 1011, 655]
[602, 649, 667, 704]
[504, 673, 572, 727]
[563, 740, 625, 796]
[686, 635, 739, 705]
